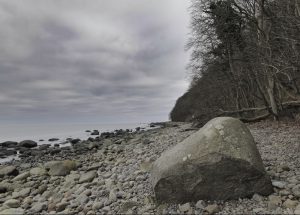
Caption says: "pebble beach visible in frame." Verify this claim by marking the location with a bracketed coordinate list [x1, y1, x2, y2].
[0, 120, 300, 214]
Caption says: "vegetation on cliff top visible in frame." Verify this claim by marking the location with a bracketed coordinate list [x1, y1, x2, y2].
[171, 0, 300, 126]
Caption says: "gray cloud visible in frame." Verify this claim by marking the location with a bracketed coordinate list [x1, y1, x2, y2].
[0, 0, 190, 123]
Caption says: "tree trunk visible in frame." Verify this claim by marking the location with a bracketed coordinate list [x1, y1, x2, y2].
[295, 0, 300, 16]
[266, 75, 279, 118]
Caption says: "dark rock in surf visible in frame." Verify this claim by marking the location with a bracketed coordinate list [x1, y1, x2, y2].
[19, 140, 37, 148]
[91, 130, 99, 135]
[0, 141, 18, 148]
[48, 138, 59, 142]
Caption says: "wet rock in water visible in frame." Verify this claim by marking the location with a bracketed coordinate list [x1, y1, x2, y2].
[70, 138, 81, 144]
[39, 144, 51, 150]
[0, 165, 19, 177]
[0, 141, 18, 148]
[87, 137, 95, 142]
[0, 149, 17, 157]
[49, 148, 61, 155]
[19, 140, 37, 148]
[151, 117, 273, 203]
[48, 138, 59, 142]
[150, 123, 156, 128]
[91, 130, 99, 135]
[45, 160, 77, 176]
[17, 147, 28, 154]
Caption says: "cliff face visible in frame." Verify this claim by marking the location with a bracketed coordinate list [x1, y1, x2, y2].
[170, 69, 234, 125]
[170, 91, 194, 122]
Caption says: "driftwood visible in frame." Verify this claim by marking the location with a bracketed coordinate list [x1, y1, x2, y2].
[218, 100, 300, 123]
[239, 113, 271, 123]
[219, 107, 267, 115]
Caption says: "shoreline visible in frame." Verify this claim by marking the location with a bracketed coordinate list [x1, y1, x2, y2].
[0, 120, 300, 214]
[0, 122, 159, 164]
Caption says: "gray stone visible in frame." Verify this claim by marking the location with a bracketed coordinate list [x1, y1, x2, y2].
[45, 160, 77, 176]
[65, 173, 80, 182]
[56, 202, 69, 212]
[92, 202, 103, 210]
[268, 195, 282, 210]
[76, 194, 89, 204]
[151, 117, 273, 203]
[0, 208, 24, 215]
[253, 208, 265, 213]
[30, 167, 47, 176]
[178, 203, 191, 212]
[195, 200, 205, 209]
[272, 181, 286, 189]
[118, 201, 140, 214]
[12, 171, 30, 181]
[204, 204, 220, 214]
[109, 190, 117, 202]
[283, 199, 299, 209]
[294, 204, 300, 215]
[279, 189, 290, 196]
[102, 206, 111, 213]
[140, 161, 153, 172]
[4, 199, 20, 208]
[87, 211, 96, 215]
[252, 193, 264, 201]
[12, 187, 31, 198]
[79, 171, 97, 183]
[292, 184, 300, 197]
[0, 166, 19, 177]
[30, 203, 47, 213]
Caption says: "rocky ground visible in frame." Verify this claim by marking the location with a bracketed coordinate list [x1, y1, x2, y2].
[0, 120, 300, 214]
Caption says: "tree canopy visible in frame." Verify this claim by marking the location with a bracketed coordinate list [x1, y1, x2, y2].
[171, 0, 300, 125]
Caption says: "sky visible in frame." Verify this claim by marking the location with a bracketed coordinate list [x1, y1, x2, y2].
[0, 0, 190, 124]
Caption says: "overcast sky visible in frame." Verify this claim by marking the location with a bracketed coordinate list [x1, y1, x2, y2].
[0, 0, 190, 124]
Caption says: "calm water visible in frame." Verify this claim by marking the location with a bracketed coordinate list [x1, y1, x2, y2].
[0, 122, 148, 144]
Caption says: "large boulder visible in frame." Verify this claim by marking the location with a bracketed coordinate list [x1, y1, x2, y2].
[151, 117, 273, 203]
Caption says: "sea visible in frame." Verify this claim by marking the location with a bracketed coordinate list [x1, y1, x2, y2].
[0, 122, 150, 163]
